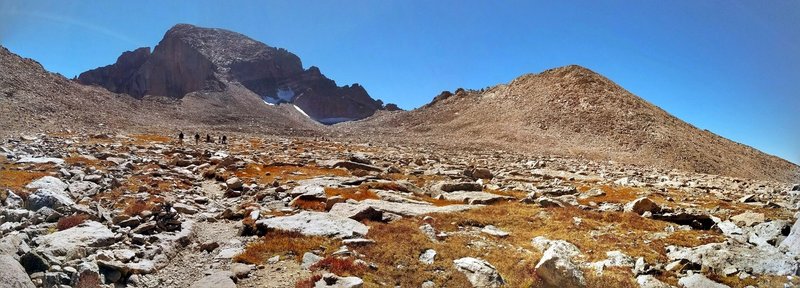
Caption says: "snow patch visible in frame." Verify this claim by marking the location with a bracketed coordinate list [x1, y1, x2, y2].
[293, 105, 311, 118]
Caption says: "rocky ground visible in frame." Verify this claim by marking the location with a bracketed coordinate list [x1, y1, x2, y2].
[1, 133, 799, 288]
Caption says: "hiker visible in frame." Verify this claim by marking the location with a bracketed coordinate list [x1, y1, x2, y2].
[218, 136, 222, 144]
[222, 135, 227, 145]
[206, 134, 211, 143]
[194, 133, 200, 145]
[178, 131, 184, 146]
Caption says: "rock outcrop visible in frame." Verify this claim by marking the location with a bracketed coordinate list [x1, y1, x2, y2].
[78, 24, 391, 123]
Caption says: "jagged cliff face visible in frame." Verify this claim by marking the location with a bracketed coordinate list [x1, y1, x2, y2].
[78, 24, 387, 123]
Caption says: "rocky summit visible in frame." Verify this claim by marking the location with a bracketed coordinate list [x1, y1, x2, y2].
[78, 24, 392, 124]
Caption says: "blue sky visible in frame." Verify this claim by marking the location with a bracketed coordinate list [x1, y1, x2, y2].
[1, 1, 798, 164]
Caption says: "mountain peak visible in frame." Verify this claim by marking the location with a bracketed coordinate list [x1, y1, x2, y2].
[77, 24, 387, 123]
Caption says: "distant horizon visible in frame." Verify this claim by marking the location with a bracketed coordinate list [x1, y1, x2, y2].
[1, 1, 798, 165]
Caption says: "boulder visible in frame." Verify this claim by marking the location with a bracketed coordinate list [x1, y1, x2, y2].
[779, 217, 800, 256]
[677, 274, 730, 288]
[729, 212, 765, 227]
[667, 242, 798, 276]
[34, 221, 116, 258]
[453, 257, 505, 288]
[465, 168, 493, 179]
[25, 176, 74, 211]
[748, 220, 789, 247]
[532, 237, 585, 288]
[189, 271, 236, 288]
[440, 191, 512, 205]
[302, 252, 323, 269]
[225, 177, 243, 190]
[255, 211, 368, 238]
[357, 199, 477, 217]
[331, 161, 383, 173]
[67, 181, 101, 197]
[432, 182, 483, 193]
[624, 197, 661, 215]
[0, 254, 35, 288]
[328, 203, 383, 221]
[535, 249, 586, 288]
[315, 273, 364, 288]
[289, 185, 327, 198]
[636, 275, 673, 288]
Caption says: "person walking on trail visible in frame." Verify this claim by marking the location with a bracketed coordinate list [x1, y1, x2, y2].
[178, 131, 184, 146]
[222, 135, 227, 145]
[206, 134, 211, 143]
[194, 133, 200, 145]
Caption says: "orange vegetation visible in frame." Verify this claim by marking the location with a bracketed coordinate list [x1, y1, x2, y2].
[56, 214, 89, 230]
[325, 187, 379, 201]
[234, 230, 336, 264]
[0, 169, 49, 199]
[235, 163, 350, 185]
[294, 274, 322, 288]
[309, 256, 367, 276]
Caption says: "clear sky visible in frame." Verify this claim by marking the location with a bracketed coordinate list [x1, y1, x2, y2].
[1, 1, 798, 164]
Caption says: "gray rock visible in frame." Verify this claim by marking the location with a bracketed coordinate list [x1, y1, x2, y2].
[532, 237, 585, 288]
[779, 217, 800, 256]
[329, 203, 383, 221]
[67, 181, 101, 197]
[190, 271, 236, 288]
[480, 225, 509, 237]
[17, 157, 65, 165]
[748, 220, 788, 247]
[0, 254, 35, 288]
[330, 160, 384, 173]
[453, 257, 505, 288]
[226, 177, 243, 190]
[302, 252, 323, 269]
[315, 272, 364, 288]
[667, 242, 798, 276]
[173, 203, 198, 215]
[624, 197, 661, 215]
[677, 274, 730, 288]
[34, 221, 115, 259]
[636, 275, 673, 288]
[356, 199, 477, 217]
[256, 211, 368, 238]
[432, 182, 483, 193]
[729, 212, 765, 227]
[440, 191, 512, 205]
[231, 263, 253, 278]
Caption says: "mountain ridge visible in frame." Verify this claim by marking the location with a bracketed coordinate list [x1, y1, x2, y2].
[337, 65, 800, 183]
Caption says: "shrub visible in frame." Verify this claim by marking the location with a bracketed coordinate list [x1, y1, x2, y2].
[56, 214, 88, 231]
[309, 256, 367, 276]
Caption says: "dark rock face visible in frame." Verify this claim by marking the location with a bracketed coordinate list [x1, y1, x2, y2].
[77, 24, 391, 123]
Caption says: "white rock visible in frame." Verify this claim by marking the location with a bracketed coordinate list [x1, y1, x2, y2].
[17, 157, 65, 165]
[34, 221, 115, 259]
[256, 211, 368, 238]
[624, 197, 661, 215]
[453, 257, 505, 288]
[315, 273, 363, 288]
[779, 217, 800, 256]
[480, 225, 509, 237]
[190, 271, 236, 288]
[302, 252, 323, 269]
[535, 244, 586, 288]
[419, 249, 436, 265]
[677, 273, 730, 288]
[730, 212, 765, 227]
[667, 242, 798, 276]
[636, 275, 673, 288]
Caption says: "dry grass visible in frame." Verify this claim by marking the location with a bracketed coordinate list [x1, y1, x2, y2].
[295, 274, 322, 288]
[291, 198, 327, 211]
[577, 185, 640, 205]
[325, 187, 379, 201]
[122, 199, 161, 216]
[349, 202, 727, 287]
[235, 163, 350, 185]
[309, 256, 367, 276]
[56, 214, 89, 230]
[0, 169, 49, 199]
[130, 134, 172, 144]
[64, 155, 103, 168]
[234, 230, 336, 264]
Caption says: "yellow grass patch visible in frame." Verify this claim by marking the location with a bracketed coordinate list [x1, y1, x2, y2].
[234, 230, 336, 264]
[325, 187, 379, 201]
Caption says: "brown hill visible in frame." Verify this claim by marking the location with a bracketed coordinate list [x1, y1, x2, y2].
[338, 65, 800, 182]
[0, 45, 322, 138]
[78, 24, 391, 124]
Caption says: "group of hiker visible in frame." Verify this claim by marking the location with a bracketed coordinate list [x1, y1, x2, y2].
[177, 131, 226, 145]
